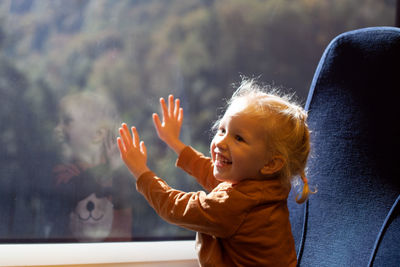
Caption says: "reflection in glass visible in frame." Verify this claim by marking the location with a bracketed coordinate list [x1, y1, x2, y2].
[51, 92, 133, 242]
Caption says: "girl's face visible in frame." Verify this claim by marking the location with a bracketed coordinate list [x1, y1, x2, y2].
[210, 104, 272, 184]
[54, 103, 101, 163]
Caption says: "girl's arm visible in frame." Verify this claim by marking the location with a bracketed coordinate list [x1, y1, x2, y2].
[177, 146, 221, 192]
[152, 94, 186, 155]
[152, 95, 220, 190]
[136, 171, 244, 238]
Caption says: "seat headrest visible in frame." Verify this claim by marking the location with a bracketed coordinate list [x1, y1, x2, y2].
[306, 26, 400, 187]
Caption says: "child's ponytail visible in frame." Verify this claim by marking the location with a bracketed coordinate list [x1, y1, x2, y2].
[295, 170, 316, 204]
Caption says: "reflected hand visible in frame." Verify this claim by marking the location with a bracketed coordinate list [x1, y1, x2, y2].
[53, 163, 81, 185]
[153, 94, 186, 154]
[103, 129, 121, 170]
[117, 123, 150, 179]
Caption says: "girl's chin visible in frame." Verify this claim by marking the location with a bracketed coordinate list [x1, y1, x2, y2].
[213, 171, 225, 181]
[213, 171, 232, 183]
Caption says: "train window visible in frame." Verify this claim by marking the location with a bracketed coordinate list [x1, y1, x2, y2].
[0, 0, 396, 264]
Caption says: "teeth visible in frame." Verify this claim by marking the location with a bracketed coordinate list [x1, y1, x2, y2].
[216, 154, 232, 164]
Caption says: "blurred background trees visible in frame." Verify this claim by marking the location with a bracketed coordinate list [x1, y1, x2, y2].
[0, 0, 396, 241]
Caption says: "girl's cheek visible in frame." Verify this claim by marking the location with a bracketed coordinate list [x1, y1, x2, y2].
[210, 141, 216, 161]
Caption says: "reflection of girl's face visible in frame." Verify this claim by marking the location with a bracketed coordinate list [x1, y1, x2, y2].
[54, 103, 100, 163]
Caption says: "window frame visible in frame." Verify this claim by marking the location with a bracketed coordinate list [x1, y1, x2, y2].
[0, 240, 197, 266]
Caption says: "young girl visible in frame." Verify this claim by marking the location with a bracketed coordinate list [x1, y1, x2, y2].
[118, 79, 313, 266]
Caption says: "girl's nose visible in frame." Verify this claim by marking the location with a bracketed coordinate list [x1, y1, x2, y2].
[215, 134, 228, 150]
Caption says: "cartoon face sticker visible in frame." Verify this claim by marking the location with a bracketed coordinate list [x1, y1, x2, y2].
[69, 193, 114, 242]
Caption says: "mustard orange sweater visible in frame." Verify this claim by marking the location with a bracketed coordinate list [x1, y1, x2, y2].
[136, 146, 297, 266]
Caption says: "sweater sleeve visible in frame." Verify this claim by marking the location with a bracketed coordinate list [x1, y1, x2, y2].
[176, 146, 221, 191]
[136, 171, 247, 238]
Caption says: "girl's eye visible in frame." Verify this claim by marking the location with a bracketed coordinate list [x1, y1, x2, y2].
[235, 135, 245, 142]
[218, 128, 226, 135]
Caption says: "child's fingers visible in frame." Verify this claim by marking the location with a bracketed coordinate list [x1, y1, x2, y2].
[174, 98, 180, 118]
[178, 107, 183, 123]
[168, 94, 174, 117]
[122, 123, 131, 135]
[152, 113, 161, 126]
[152, 113, 162, 133]
[131, 126, 140, 147]
[117, 137, 125, 154]
[121, 123, 133, 142]
[119, 126, 131, 148]
[140, 141, 147, 158]
[160, 97, 168, 120]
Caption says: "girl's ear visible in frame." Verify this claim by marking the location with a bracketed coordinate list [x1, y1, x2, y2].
[261, 156, 285, 175]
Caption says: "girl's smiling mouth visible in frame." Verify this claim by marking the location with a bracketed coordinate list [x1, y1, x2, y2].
[214, 153, 232, 167]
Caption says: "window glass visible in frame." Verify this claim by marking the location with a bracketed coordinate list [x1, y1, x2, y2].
[0, 0, 396, 243]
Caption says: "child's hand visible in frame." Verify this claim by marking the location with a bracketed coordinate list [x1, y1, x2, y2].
[117, 123, 150, 179]
[153, 94, 186, 155]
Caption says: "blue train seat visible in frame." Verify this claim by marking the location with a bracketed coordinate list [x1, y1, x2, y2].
[288, 27, 400, 267]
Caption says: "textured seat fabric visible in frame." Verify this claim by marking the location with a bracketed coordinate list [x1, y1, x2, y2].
[288, 27, 400, 267]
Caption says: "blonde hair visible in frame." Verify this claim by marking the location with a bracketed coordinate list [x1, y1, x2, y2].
[221, 78, 315, 204]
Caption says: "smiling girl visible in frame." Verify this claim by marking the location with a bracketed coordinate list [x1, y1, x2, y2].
[118, 78, 314, 266]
